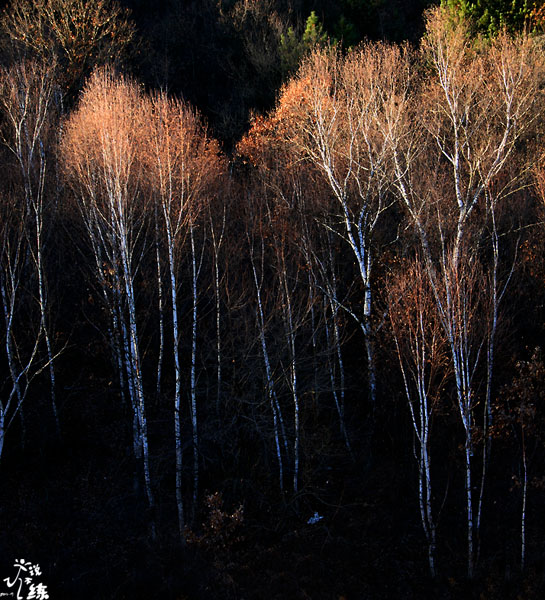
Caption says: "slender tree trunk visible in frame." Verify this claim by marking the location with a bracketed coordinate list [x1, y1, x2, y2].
[395, 329, 437, 578]
[165, 220, 184, 536]
[209, 209, 225, 416]
[422, 445, 437, 578]
[291, 344, 299, 495]
[521, 432, 528, 572]
[362, 320, 377, 408]
[119, 219, 155, 529]
[190, 225, 199, 515]
[324, 297, 351, 451]
[0, 408, 4, 462]
[214, 249, 222, 414]
[110, 240, 141, 464]
[250, 248, 285, 492]
[110, 305, 127, 406]
[341, 198, 377, 407]
[30, 145, 59, 434]
[281, 273, 299, 495]
[155, 207, 164, 399]
[464, 422, 474, 579]
[1, 274, 23, 422]
[326, 237, 350, 451]
[308, 276, 319, 400]
[332, 309, 347, 444]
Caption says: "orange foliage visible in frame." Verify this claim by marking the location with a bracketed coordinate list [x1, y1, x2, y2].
[62, 67, 225, 226]
[238, 73, 314, 170]
[142, 91, 224, 230]
[61, 67, 146, 214]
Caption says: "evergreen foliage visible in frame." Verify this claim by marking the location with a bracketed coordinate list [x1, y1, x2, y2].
[279, 10, 328, 76]
[442, 0, 545, 34]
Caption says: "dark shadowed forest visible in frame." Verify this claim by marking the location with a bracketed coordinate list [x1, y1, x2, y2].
[2, 0, 545, 598]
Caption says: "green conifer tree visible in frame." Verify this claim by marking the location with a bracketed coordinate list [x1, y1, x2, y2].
[279, 11, 328, 76]
[442, 0, 544, 35]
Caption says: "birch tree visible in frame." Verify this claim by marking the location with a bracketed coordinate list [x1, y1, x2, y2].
[0, 187, 44, 461]
[238, 103, 353, 485]
[61, 68, 155, 523]
[143, 91, 223, 533]
[207, 196, 227, 416]
[272, 43, 413, 407]
[245, 200, 288, 493]
[0, 60, 61, 434]
[388, 257, 447, 577]
[391, 7, 545, 577]
[269, 196, 317, 495]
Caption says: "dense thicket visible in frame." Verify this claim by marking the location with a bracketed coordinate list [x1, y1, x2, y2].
[2, 1, 545, 599]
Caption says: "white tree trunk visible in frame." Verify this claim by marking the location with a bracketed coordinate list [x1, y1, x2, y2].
[250, 248, 285, 492]
[155, 208, 165, 399]
[190, 225, 200, 514]
[281, 272, 300, 494]
[521, 433, 528, 572]
[0, 408, 4, 462]
[164, 216, 184, 535]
